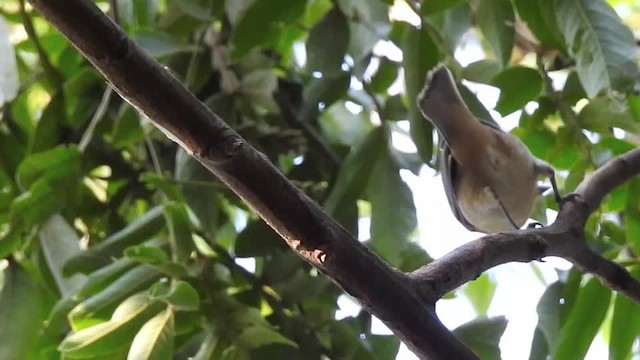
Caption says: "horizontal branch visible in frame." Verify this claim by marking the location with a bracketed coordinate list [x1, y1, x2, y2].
[410, 148, 640, 303]
[28, 0, 477, 358]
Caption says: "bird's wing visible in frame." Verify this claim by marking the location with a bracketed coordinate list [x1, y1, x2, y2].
[440, 144, 480, 232]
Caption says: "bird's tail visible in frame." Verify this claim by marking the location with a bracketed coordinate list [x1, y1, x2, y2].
[416, 65, 477, 145]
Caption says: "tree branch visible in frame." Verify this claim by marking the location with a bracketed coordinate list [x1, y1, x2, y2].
[29, 0, 477, 358]
[410, 147, 640, 304]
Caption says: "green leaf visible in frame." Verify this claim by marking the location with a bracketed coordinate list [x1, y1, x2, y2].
[38, 214, 87, 297]
[60, 294, 165, 358]
[16, 145, 81, 190]
[398, 241, 432, 272]
[453, 316, 507, 360]
[578, 96, 640, 135]
[175, 148, 219, 235]
[528, 327, 549, 360]
[367, 140, 417, 265]
[141, 173, 184, 202]
[629, 95, 640, 121]
[30, 93, 65, 154]
[238, 69, 278, 111]
[76, 258, 137, 298]
[345, 1, 387, 63]
[427, 3, 471, 54]
[8, 178, 66, 235]
[163, 202, 194, 263]
[319, 101, 373, 146]
[0, 262, 43, 360]
[491, 66, 543, 116]
[553, 0, 640, 97]
[151, 281, 200, 311]
[368, 335, 400, 360]
[384, 94, 408, 121]
[302, 71, 351, 120]
[69, 265, 161, 327]
[370, 57, 399, 94]
[112, 104, 145, 148]
[125, 245, 170, 265]
[235, 325, 298, 350]
[192, 330, 218, 360]
[63, 205, 165, 275]
[533, 282, 564, 353]
[461, 60, 501, 85]
[512, 0, 564, 50]
[464, 274, 497, 315]
[609, 268, 640, 360]
[133, 32, 197, 58]
[230, 0, 308, 58]
[225, 0, 254, 24]
[563, 71, 588, 105]
[476, 0, 514, 67]
[127, 307, 174, 360]
[554, 277, 611, 360]
[625, 179, 640, 255]
[305, 7, 349, 75]
[176, 0, 213, 21]
[402, 25, 438, 162]
[457, 84, 495, 126]
[421, 0, 465, 15]
[234, 219, 287, 257]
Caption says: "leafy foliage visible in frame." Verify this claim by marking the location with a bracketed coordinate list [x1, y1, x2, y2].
[0, 0, 639, 359]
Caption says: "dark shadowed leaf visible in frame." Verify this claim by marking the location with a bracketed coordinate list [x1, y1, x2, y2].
[235, 219, 287, 257]
[324, 127, 383, 217]
[402, 25, 438, 162]
[367, 140, 417, 265]
[491, 66, 543, 116]
[477, 0, 514, 67]
[512, 0, 564, 50]
[306, 7, 349, 75]
[230, 0, 308, 58]
[175, 148, 219, 235]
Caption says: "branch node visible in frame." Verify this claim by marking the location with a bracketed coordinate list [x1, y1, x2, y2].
[222, 135, 243, 158]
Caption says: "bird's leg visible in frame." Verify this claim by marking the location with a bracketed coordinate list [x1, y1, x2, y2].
[534, 158, 579, 207]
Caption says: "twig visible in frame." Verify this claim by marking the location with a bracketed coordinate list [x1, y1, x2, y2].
[78, 87, 113, 152]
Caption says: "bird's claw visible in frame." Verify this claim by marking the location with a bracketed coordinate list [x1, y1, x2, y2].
[527, 222, 545, 229]
[556, 192, 580, 208]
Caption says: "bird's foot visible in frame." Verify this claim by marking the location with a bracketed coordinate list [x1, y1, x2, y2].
[527, 222, 545, 229]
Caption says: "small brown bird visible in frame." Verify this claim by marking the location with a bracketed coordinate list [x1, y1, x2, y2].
[417, 65, 562, 233]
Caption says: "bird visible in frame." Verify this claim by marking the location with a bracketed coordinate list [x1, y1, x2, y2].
[416, 64, 562, 233]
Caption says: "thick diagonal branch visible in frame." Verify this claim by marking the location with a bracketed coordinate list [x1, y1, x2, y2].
[410, 148, 640, 303]
[28, 0, 477, 358]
